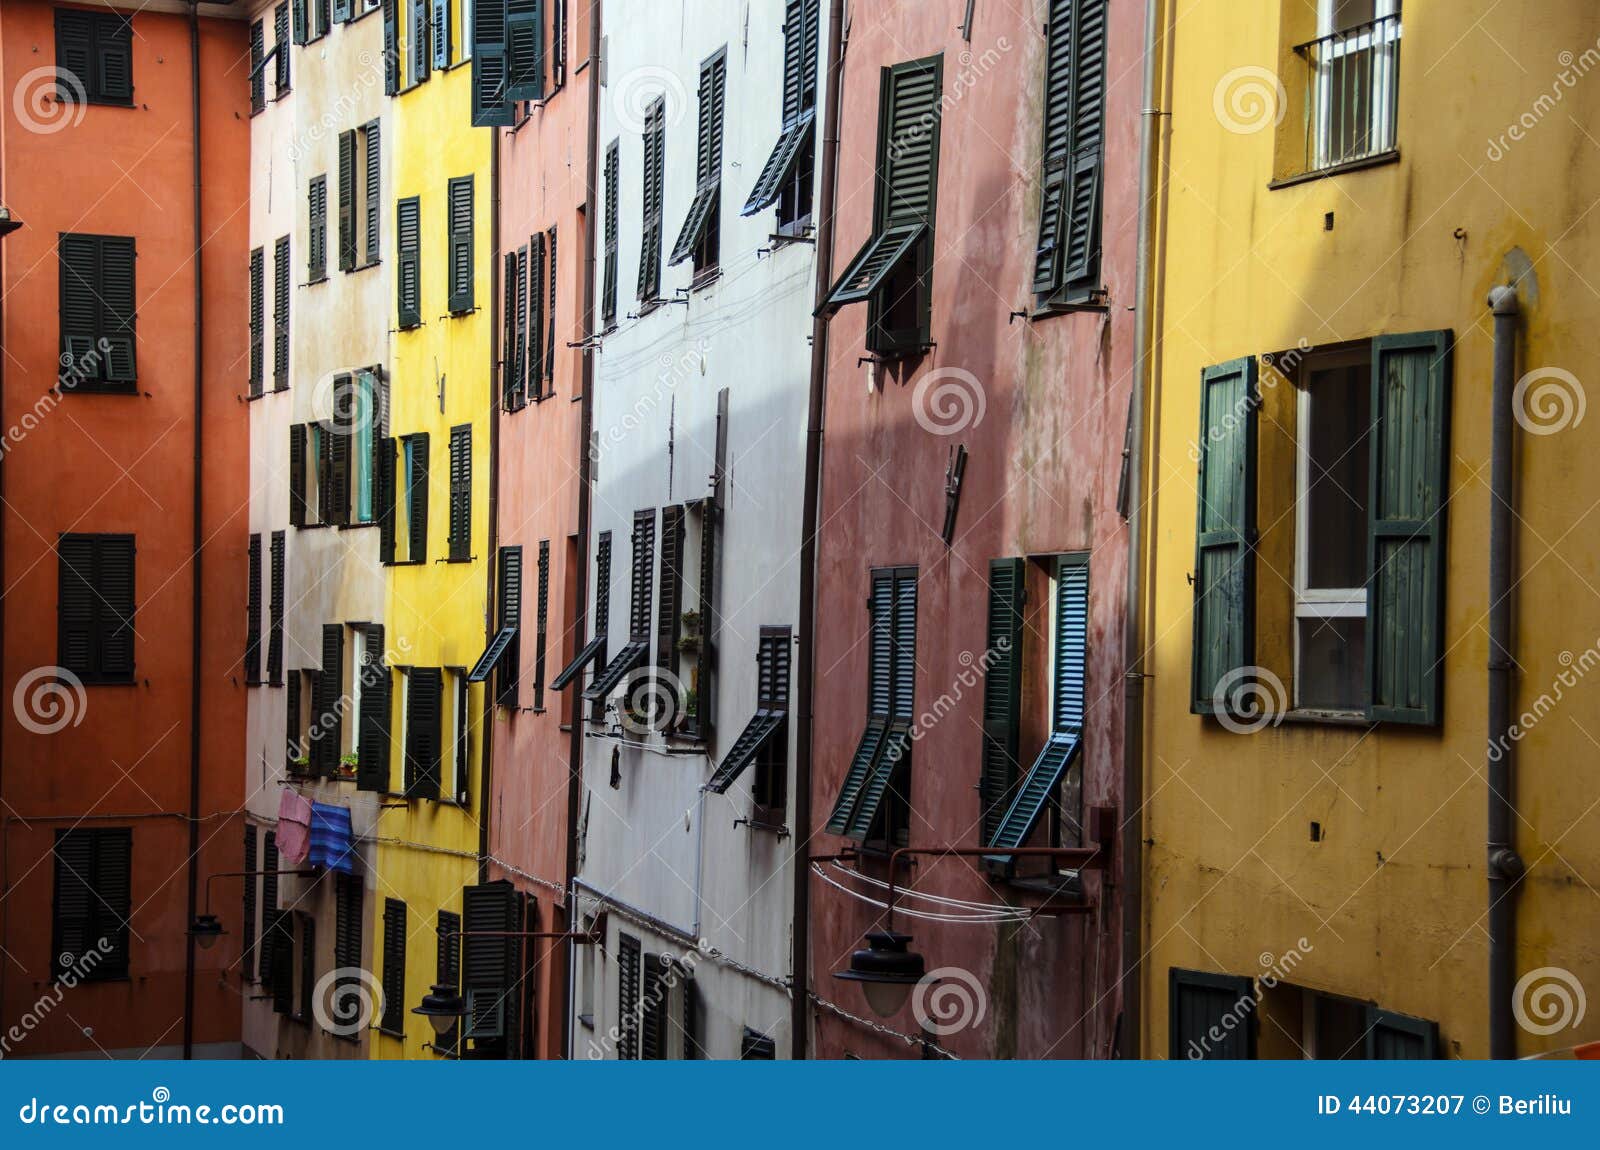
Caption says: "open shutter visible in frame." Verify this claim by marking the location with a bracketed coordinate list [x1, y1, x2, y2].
[526, 234, 543, 400]
[1059, 0, 1106, 288]
[50, 831, 93, 976]
[381, 0, 398, 94]
[249, 248, 265, 394]
[246, 535, 263, 682]
[506, 0, 544, 102]
[273, 237, 290, 387]
[1033, 0, 1074, 291]
[629, 510, 655, 643]
[294, 0, 309, 44]
[56, 11, 93, 100]
[329, 377, 353, 525]
[408, 433, 430, 562]
[396, 196, 421, 328]
[637, 103, 665, 301]
[379, 898, 406, 1033]
[299, 914, 316, 1021]
[411, 0, 431, 84]
[338, 130, 356, 271]
[502, 251, 520, 409]
[242, 826, 259, 981]
[405, 667, 442, 798]
[315, 622, 345, 777]
[432, 0, 451, 70]
[979, 558, 1024, 844]
[496, 546, 522, 707]
[435, 910, 462, 1055]
[275, 3, 291, 91]
[470, 0, 514, 126]
[462, 881, 517, 1049]
[268, 532, 285, 683]
[448, 424, 472, 561]
[285, 672, 303, 767]
[331, 875, 363, 1033]
[268, 911, 295, 1014]
[363, 123, 381, 266]
[602, 140, 619, 323]
[534, 540, 550, 703]
[616, 933, 641, 1059]
[1190, 358, 1258, 714]
[447, 177, 475, 314]
[377, 436, 397, 563]
[656, 506, 684, 678]
[289, 425, 307, 527]
[357, 624, 391, 791]
[308, 177, 327, 280]
[1367, 331, 1451, 725]
[545, 227, 556, 383]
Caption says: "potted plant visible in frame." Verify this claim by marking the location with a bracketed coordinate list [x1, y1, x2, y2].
[678, 611, 702, 653]
[338, 752, 359, 779]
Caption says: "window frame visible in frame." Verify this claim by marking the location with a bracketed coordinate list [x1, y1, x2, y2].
[1312, 0, 1401, 171]
[55, 8, 135, 109]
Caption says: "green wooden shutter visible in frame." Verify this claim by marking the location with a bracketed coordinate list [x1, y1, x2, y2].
[250, 22, 266, 114]
[637, 102, 665, 301]
[331, 874, 363, 1034]
[534, 540, 550, 704]
[411, 0, 431, 84]
[656, 506, 684, 678]
[381, 0, 398, 94]
[1032, 0, 1074, 292]
[432, 0, 451, 70]
[496, 546, 522, 708]
[1367, 331, 1452, 725]
[405, 667, 442, 798]
[980, 558, 1025, 844]
[1365, 1007, 1439, 1058]
[99, 236, 137, 383]
[289, 424, 308, 527]
[616, 932, 641, 1059]
[268, 911, 294, 1014]
[630, 510, 655, 643]
[242, 826, 259, 981]
[363, 122, 381, 266]
[694, 497, 719, 746]
[357, 624, 392, 791]
[330, 377, 353, 525]
[602, 140, 619, 323]
[506, 0, 544, 101]
[94, 536, 136, 681]
[97, 13, 133, 104]
[275, 3, 291, 91]
[333, 0, 351, 26]
[407, 432, 429, 562]
[669, 53, 725, 266]
[377, 436, 397, 563]
[448, 424, 471, 561]
[315, 622, 344, 776]
[462, 881, 517, 1049]
[249, 248, 264, 394]
[58, 234, 99, 379]
[501, 251, 519, 408]
[396, 196, 421, 327]
[268, 531, 285, 682]
[527, 234, 543, 398]
[1059, 0, 1106, 288]
[880, 59, 940, 227]
[545, 226, 557, 383]
[338, 130, 356, 271]
[447, 177, 474, 314]
[470, 0, 514, 125]
[299, 914, 316, 1020]
[1190, 357, 1258, 714]
[56, 10, 93, 100]
[434, 909, 462, 1054]
[379, 898, 406, 1033]
[246, 534, 263, 683]
[294, 0, 309, 45]
[285, 672, 302, 768]
[308, 176, 327, 280]
[273, 236, 290, 387]
[1169, 969, 1256, 1059]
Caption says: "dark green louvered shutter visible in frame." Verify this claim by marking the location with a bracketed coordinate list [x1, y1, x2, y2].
[1365, 1007, 1439, 1058]
[545, 226, 556, 383]
[57, 535, 94, 677]
[58, 233, 99, 381]
[506, 0, 544, 101]
[637, 101, 665, 302]
[411, 0, 431, 85]
[1190, 357, 1258, 715]
[743, 0, 818, 216]
[358, 624, 392, 791]
[314, 622, 344, 776]
[268, 911, 295, 1014]
[447, 177, 474, 314]
[526, 234, 543, 399]
[630, 510, 655, 642]
[260, 838, 280, 983]
[363, 123, 381, 266]
[396, 196, 421, 328]
[333, 0, 352, 24]
[694, 500, 720, 743]
[94, 13, 133, 103]
[501, 251, 520, 409]
[275, 3, 291, 92]
[470, 0, 513, 125]
[331, 874, 363, 1035]
[329, 376, 353, 525]
[379, 898, 406, 1033]
[273, 236, 290, 387]
[980, 558, 1024, 844]
[602, 140, 619, 323]
[1033, 1, 1073, 292]
[56, 10, 93, 100]
[448, 424, 472, 561]
[268, 531, 285, 682]
[407, 433, 430, 562]
[432, 0, 451, 70]
[616, 932, 641, 1059]
[250, 22, 266, 114]
[99, 236, 137, 382]
[462, 881, 517, 1049]
[299, 914, 316, 1020]
[338, 130, 356, 271]
[435, 910, 462, 1054]
[246, 534, 263, 683]
[405, 667, 442, 798]
[1035, 0, 1106, 295]
[534, 540, 550, 705]
[52, 828, 130, 980]
[289, 424, 308, 527]
[59, 535, 135, 683]
[377, 436, 397, 563]
[1169, 969, 1256, 1059]
[96, 536, 135, 680]
[669, 53, 725, 266]
[285, 672, 303, 768]
[825, 570, 898, 837]
[1367, 331, 1452, 725]
[381, 0, 398, 94]
[242, 825, 259, 981]
[249, 248, 265, 395]
[497, 546, 522, 708]
[294, 0, 309, 44]
[308, 176, 327, 280]
[656, 507, 684, 678]
[641, 953, 669, 1059]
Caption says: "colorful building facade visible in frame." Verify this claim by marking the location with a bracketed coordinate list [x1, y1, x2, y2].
[0, 0, 249, 1057]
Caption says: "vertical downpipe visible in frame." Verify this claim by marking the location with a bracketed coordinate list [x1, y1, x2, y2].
[1486, 284, 1523, 1059]
[182, 1, 205, 1061]
[791, 0, 847, 1061]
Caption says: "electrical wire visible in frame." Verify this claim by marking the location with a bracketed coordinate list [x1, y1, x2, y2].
[824, 859, 1037, 915]
[811, 864, 1035, 924]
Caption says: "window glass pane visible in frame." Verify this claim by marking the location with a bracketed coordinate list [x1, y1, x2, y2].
[356, 372, 375, 522]
[404, 439, 417, 549]
[1331, 0, 1377, 33]
[1297, 615, 1366, 711]
[1305, 363, 1369, 591]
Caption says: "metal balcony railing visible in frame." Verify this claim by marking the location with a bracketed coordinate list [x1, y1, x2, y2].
[1294, 13, 1401, 173]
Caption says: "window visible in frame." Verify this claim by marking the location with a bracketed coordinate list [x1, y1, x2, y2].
[1169, 969, 1257, 1060]
[314, 0, 332, 39]
[821, 57, 942, 356]
[249, 247, 265, 396]
[602, 140, 619, 326]
[637, 99, 666, 306]
[446, 667, 470, 800]
[268, 531, 286, 684]
[308, 175, 328, 282]
[1295, 349, 1370, 712]
[446, 424, 472, 561]
[583, 512, 653, 707]
[275, 3, 292, 94]
[705, 627, 791, 822]
[825, 567, 917, 845]
[293, 0, 308, 44]
[396, 195, 421, 327]
[743, 0, 819, 234]
[379, 898, 406, 1035]
[616, 939, 700, 1060]
[533, 540, 550, 708]
[273, 237, 290, 388]
[55, 8, 133, 107]
[59, 233, 137, 392]
[51, 827, 131, 981]
[353, 368, 386, 522]
[246, 534, 263, 684]
[404, 666, 443, 798]
[669, 50, 726, 279]
[356, 623, 393, 791]
[551, 529, 610, 704]
[410, 0, 432, 86]
[400, 432, 430, 562]
[310, 622, 345, 775]
[447, 176, 475, 313]
[362, 122, 381, 267]
[435, 910, 462, 1055]
[331, 873, 364, 1039]
[461, 881, 519, 1054]
[58, 534, 135, 683]
[1033, 0, 1106, 303]
[250, 21, 266, 114]
[1302, 0, 1401, 171]
[469, 0, 514, 125]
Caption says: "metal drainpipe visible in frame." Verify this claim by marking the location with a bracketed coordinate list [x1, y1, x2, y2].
[791, 0, 846, 1063]
[565, 0, 602, 1062]
[1117, 0, 1166, 1061]
[181, 0, 205, 1061]
[1487, 283, 1523, 1059]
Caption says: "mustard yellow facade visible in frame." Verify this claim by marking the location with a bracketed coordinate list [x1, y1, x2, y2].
[1143, 1, 1600, 1058]
[371, 0, 495, 1059]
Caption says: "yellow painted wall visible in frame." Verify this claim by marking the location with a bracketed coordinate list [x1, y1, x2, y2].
[1145, 1, 1600, 1057]
[371, 5, 495, 1059]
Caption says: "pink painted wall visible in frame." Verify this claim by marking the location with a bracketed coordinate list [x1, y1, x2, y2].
[810, 0, 1145, 1058]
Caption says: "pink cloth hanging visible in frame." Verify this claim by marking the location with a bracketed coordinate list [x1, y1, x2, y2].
[276, 788, 313, 864]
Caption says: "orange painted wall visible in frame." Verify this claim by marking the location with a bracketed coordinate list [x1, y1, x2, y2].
[0, 1, 249, 1056]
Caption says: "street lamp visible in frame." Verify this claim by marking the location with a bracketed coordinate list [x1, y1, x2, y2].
[189, 867, 316, 950]
[834, 930, 925, 1017]
[189, 913, 226, 950]
[413, 984, 467, 1036]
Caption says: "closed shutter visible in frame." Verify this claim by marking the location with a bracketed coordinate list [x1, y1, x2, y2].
[380, 898, 406, 1033]
[1190, 357, 1258, 714]
[496, 547, 523, 708]
[267, 532, 286, 683]
[630, 510, 655, 643]
[59, 233, 139, 386]
[501, 251, 520, 409]
[249, 248, 264, 394]
[314, 623, 344, 776]
[637, 101, 665, 301]
[99, 235, 135, 384]
[533, 541, 549, 704]
[694, 456, 722, 741]
[470, 0, 513, 125]
[602, 140, 619, 323]
[58, 534, 135, 683]
[405, 667, 442, 798]
[56, 534, 94, 677]
[294, 0, 309, 45]
[447, 177, 474, 314]
[382, 0, 398, 94]
[377, 437, 398, 563]
[1169, 969, 1256, 1060]
[338, 130, 356, 271]
[97, 536, 136, 681]
[407, 432, 430, 562]
[289, 424, 308, 527]
[979, 558, 1024, 843]
[357, 624, 392, 791]
[616, 933, 641, 1059]
[262, 834, 280, 984]
[251, 21, 267, 111]
[1367, 331, 1452, 725]
[363, 123, 381, 266]
[246, 534, 263, 683]
[641, 953, 670, 1059]
[656, 506, 684, 678]
[448, 424, 472, 561]
[308, 176, 327, 281]
[432, 0, 451, 70]
[411, 0, 431, 85]
[435, 909, 462, 1055]
[285, 672, 302, 768]
[273, 237, 290, 387]
[526, 233, 543, 399]
[396, 196, 421, 328]
[329, 376, 353, 525]
[333, 0, 351, 23]
[51, 827, 131, 980]
[242, 825, 259, 981]
[268, 911, 295, 1013]
[462, 881, 517, 1049]
[1365, 1007, 1439, 1059]
[299, 913, 316, 1021]
[275, 3, 291, 92]
[332, 874, 363, 1035]
[56, 11, 93, 101]
[1034, 0, 1105, 295]
[506, 0, 544, 101]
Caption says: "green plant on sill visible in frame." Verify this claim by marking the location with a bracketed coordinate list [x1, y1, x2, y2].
[339, 753, 359, 768]
[683, 689, 698, 717]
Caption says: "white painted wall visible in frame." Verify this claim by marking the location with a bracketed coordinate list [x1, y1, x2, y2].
[573, 0, 826, 1059]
